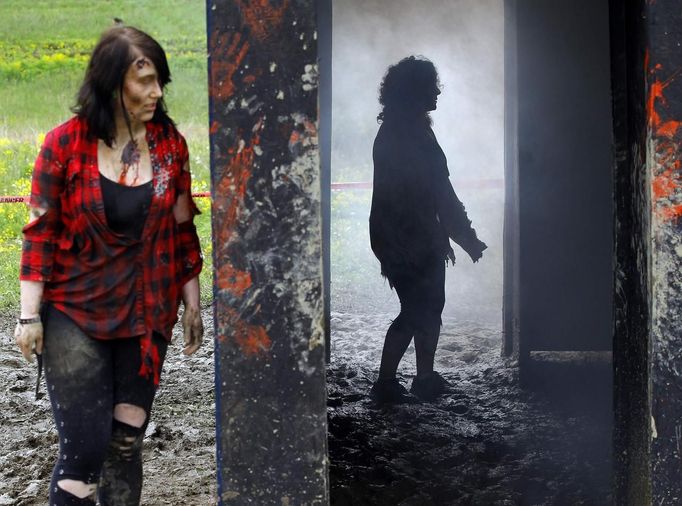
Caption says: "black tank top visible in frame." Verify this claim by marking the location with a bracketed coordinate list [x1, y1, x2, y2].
[100, 175, 153, 240]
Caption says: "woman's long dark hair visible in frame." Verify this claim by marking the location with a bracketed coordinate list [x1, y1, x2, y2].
[72, 26, 173, 146]
[377, 56, 440, 124]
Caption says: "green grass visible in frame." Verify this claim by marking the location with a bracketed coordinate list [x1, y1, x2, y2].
[0, 0, 212, 309]
[0, 72, 87, 135]
[0, 65, 208, 138]
[0, 1, 207, 42]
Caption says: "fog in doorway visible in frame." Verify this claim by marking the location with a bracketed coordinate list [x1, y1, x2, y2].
[330, 0, 504, 324]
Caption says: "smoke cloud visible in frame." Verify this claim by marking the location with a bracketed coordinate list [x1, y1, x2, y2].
[331, 0, 504, 324]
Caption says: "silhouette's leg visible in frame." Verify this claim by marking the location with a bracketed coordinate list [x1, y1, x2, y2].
[414, 318, 441, 376]
[378, 312, 414, 380]
[414, 259, 446, 377]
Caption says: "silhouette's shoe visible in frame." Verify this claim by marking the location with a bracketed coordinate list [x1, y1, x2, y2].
[410, 371, 450, 401]
[370, 378, 415, 404]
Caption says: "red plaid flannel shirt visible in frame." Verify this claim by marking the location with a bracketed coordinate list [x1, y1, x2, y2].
[20, 117, 202, 383]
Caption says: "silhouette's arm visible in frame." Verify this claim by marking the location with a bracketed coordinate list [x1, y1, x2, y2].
[435, 177, 487, 263]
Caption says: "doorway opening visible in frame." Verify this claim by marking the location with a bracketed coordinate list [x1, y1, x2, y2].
[325, 1, 613, 503]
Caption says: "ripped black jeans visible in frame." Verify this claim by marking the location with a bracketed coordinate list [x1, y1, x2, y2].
[42, 304, 168, 506]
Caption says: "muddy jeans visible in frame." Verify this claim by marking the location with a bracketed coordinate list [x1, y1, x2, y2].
[42, 305, 168, 505]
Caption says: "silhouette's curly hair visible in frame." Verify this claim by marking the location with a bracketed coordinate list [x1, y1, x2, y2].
[377, 55, 440, 123]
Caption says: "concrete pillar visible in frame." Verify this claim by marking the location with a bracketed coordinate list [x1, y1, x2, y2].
[610, 0, 650, 502]
[646, 1, 682, 502]
[207, 1, 328, 503]
[612, 0, 682, 503]
[504, 0, 614, 365]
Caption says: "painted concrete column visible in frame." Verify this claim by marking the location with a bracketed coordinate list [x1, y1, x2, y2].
[613, 0, 682, 503]
[646, 1, 682, 502]
[207, 1, 328, 503]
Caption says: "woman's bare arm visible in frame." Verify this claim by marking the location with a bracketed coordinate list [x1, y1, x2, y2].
[174, 162, 203, 354]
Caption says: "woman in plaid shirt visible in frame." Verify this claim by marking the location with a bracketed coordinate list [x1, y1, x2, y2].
[13, 26, 203, 505]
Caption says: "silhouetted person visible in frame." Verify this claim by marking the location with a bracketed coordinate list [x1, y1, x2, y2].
[369, 56, 487, 403]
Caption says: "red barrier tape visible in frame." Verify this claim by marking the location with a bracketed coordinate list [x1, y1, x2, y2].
[0, 193, 211, 204]
[330, 179, 503, 190]
[0, 180, 502, 204]
[0, 196, 29, 204]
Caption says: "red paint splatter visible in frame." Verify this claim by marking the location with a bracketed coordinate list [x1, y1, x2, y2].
[660, 204, 682, 220]
[235, 0, 290, 43]
[288, 118, 318, 152]
[209, 31, 250, 101]
[652, 164, 681, 200]
[647, 55, 682, 220]
[217, 263, 252, 296]
[212, 121, 270, 354]
[657, 120, 682, 139]
[214, 129, 259, 245]
[210, 120, 220, 135]
[647, 57, 682, 133]
[220, 307, 272, 356]
[648, 79, 665, 129]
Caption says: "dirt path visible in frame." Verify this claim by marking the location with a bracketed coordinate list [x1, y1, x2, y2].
[327, 312, 612, 505]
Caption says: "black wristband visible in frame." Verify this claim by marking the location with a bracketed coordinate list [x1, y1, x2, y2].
[17, 316, 41, 325]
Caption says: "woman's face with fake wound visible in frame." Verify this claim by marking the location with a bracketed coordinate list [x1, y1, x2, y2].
[121, 55, 163, 124]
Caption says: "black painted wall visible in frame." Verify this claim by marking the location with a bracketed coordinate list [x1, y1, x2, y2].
[515, 0, 613, 352]
[610, 0, 651, 503]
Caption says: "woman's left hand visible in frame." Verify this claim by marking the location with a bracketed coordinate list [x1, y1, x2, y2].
[181, 305, 203, 355]
[14, 321, 43, 362]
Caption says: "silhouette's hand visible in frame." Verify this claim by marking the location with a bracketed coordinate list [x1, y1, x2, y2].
[181, 305, 203, 356]
[14, 321, 43, 363]
[467, 238, 487, 263]
[447, 248, 456, 266]
[457, 231, 488, 263]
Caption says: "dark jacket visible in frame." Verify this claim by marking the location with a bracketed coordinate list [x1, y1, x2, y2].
[369, 118, 475, 280]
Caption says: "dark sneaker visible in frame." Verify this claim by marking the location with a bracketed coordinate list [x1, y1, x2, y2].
[370, 378, 415, 404]
[410, 371, 450, 401]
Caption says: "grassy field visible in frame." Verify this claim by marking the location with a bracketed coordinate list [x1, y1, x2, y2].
[0, 0, 212, 309]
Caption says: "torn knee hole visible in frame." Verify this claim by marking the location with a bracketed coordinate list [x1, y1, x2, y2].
[111, 435, 139, 448]
[109, 419, 145, 460]
[113, 403, 147, 428]
[57, 479, 97, 499]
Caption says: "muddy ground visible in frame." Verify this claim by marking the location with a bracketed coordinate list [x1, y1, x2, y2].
[327, 310, 612, 505]
[0, 301, 612, 505]
[0, 308, 216, 506]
